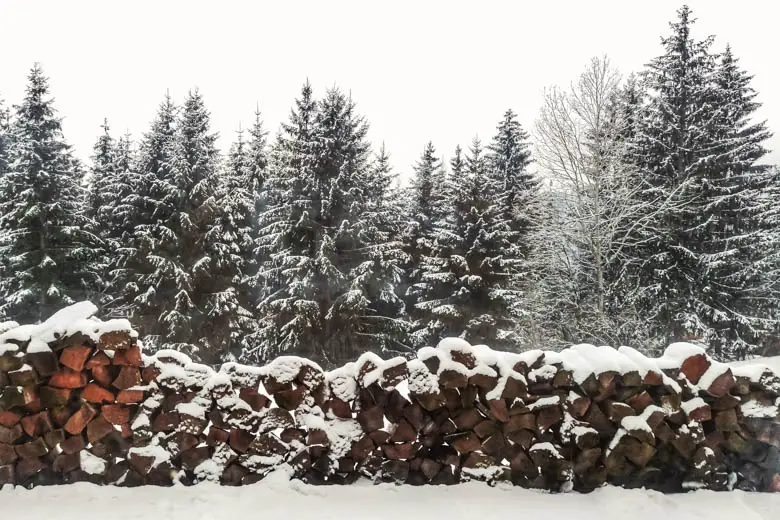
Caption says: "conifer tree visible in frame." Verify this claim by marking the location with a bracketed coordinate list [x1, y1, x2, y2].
[626, 7, 777, 359]
[252, 83, 408, 367]
[488, 109, 536, 255]
[206, 126, 261, 361]
[0, 96, 9, 177]
[0, 65, 102, 322]
[693, 44, 777, 359]
[120, 93, 184, 348]
[86, 119, 116, 225]
[414, 139, 523, 349]
[400, 142, 447, 322]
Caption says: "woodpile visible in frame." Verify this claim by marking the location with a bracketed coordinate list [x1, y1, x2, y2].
[1, 302, 779, 492]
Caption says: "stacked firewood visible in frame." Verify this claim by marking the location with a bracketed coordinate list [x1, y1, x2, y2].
[0, 303, 142, 487]
[1, 303, 779, 492]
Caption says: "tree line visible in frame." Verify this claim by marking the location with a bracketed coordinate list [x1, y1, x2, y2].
[0, 6, 777, 367]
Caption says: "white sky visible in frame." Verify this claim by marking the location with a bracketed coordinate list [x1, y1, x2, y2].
[0, 0, 777, 177]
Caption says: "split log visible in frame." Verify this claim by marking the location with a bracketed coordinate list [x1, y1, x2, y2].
[59, 345, 93, 372]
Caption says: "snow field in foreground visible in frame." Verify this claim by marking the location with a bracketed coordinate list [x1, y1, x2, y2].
[2, 477, 778, 520]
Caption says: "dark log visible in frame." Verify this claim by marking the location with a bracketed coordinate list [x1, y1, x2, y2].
[357, 406, 385, 432]
[86, 416, 115, 444]
[0, 423, 23, 444]
[20, 411, 53, 437]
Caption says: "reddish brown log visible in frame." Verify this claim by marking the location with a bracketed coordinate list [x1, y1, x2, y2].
[112, 366, 141, 390]
[141, 366, 161, 384]
[181, 445, 211, 471]
[680, 354, 710, 384]
[49, 369, 88, 389]
[116, 388, 145, 403]
[101, 404, 131, 425]
[64, 403, 97, 435]
[627, 391, 654, 413]
[91, 365, 113, 387]
[85, 350, 112, 369]
[59, 345, 93, 372]
[239, 388, 270, 412]
[82, 383, 115, 404]
[326, 398, 353, 419]
[275, 385, 307, 411]
[567, 395, 591, 418]
[705, 369, 736, 397]
[112, 344, 142, 366]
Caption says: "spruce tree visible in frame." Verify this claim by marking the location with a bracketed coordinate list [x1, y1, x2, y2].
[400, 142, 447, 325]
[627, 6, 776, 359]
[488, 109, 536, 255]
[253, 83, 407, 367]
[694, 44, 777, 359]
[0, 96, 9, 177]
[121, 93, 184, 349]
[205, 126, 260, 361]
[414, 139, 523, 349]
[0, 65, 102, 322]
[86, 119, 116, 225]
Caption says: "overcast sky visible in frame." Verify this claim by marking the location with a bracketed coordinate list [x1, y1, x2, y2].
[0, 0, 777, 177]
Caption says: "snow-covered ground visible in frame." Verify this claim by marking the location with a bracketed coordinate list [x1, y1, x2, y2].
[731, 356, 780, 374]
[3, 477, 778, 520]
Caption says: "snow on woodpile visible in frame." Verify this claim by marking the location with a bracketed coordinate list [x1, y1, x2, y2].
[1, 302, 779, 493]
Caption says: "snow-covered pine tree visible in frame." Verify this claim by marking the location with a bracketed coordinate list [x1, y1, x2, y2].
[120, 93, 187, 351]
[86, 119, 116, 225]
[246, 108, 269, 211]
[252, 83, 408, 367]
[626, 6, 777, 359]
[399, 142, 447, 326]
[414, 139, 523, 350]
[488, 109, 537, 256]
[692, 44, 777, 360]
[204, 126, 261, 362]
[0, 64, 103, 322]
[97, 132, 142, 317]
[0, 95, 9, 177]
